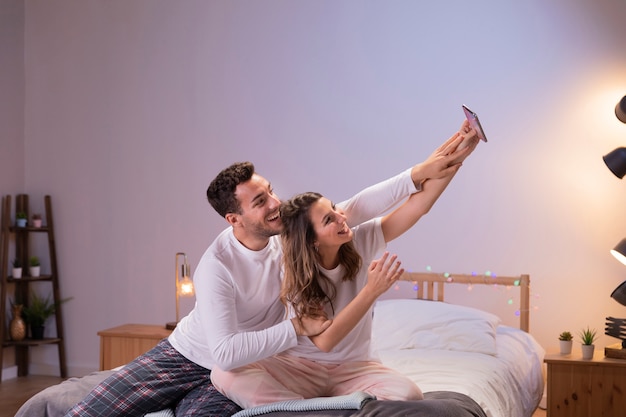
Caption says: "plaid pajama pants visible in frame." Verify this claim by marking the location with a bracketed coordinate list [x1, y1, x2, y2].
[64, 339, 242, 417]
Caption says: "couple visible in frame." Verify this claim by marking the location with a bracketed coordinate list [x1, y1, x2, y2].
[65, 121, 479, 417]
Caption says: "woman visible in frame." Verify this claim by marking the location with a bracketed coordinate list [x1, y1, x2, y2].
[211, 126, 478, 408]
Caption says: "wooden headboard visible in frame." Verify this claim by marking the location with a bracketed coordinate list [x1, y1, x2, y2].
[399, 271, 531, 332]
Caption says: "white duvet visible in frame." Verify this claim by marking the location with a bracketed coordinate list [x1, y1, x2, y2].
[372, 300, 545, 417]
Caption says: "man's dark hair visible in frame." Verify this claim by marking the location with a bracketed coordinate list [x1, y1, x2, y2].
[206, 162, 255, 218]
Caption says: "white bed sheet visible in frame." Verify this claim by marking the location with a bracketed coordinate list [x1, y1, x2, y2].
[376, 325, 545, 417]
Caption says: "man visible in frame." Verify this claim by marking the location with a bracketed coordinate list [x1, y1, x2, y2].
[65, 123, 478, 417]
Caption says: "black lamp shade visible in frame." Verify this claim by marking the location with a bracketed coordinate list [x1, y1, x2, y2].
[611, 238, 626, 265]
[603, 147, 626, 179]
[616, 96, 626, 124]
[611, 281, 626, 307]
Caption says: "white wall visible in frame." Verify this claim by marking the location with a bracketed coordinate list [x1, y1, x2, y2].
[5, 0, 626, 376]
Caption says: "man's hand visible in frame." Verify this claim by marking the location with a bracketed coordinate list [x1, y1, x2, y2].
[291, 314, 332, 337]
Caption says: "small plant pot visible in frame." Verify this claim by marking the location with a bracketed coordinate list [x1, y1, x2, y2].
[32, 219, 42, 228]
[559, 340, 573, 355]
[30, 324, 45, 340]
[12, 267, 23, 279]
[16, 218, 27, 227]
[29, 266, 41, 277]
[581, 344, 595, 360]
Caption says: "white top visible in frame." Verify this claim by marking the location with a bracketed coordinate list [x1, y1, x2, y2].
[285, 219, 384, 364]
[169, 168, 417, 371]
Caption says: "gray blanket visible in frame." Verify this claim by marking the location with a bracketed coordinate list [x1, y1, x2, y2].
[15, 370, 487, 417]
[15, 370, 118, 417]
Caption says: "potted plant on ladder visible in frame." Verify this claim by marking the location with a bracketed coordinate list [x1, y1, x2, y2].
[12, 258, 23, 279]
[32, 213, 43, 228]
[29, 256, 41, 277]
[15, 211, 27, 227]
[22, 292, 72, 339]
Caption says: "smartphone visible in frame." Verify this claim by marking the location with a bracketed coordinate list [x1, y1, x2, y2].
[462, 105, 488, 142]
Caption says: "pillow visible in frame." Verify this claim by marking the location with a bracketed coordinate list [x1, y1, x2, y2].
[371, 299, 501, 356]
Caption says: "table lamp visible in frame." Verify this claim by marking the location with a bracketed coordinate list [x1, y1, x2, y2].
[166, 252, 195, 330]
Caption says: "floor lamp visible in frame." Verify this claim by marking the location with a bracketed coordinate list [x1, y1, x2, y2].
[603, 95, 626, 359]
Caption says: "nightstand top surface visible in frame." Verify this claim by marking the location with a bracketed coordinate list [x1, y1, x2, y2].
[97, 323, 172, 339]
[545, 348, 626, 367]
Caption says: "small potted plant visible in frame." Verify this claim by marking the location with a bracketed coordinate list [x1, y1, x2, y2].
[558, 331, 573, 355]
[29, 255, 41, 277]
[16, 211, 27, 227]
[579, 326, 597, 360]
[21, 292, 71, 339]
[12, 258, 23, 279]
[32, 213, 43, 228]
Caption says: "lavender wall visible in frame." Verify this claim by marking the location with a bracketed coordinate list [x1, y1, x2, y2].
[3, 0, 626, 376]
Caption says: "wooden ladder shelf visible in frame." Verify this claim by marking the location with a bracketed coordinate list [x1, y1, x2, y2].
[0, 194, 67, 381]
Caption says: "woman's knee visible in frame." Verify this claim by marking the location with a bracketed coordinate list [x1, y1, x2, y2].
[374, 381, 423, 401]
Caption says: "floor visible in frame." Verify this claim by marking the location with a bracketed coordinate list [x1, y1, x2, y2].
[0, 375, 65, 417]
[0, 375, 548, 417]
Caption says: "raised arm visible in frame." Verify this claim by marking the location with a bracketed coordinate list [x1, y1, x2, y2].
[339, 120, 477, 226]
[308, 252, 404, 352]
[337, 168, 419, 227]
[382, 128, 479, 243]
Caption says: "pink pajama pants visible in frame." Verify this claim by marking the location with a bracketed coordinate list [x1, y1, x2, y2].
[210, 353, 423, 409]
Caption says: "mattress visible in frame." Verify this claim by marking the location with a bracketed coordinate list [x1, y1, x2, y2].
[376, 325, 544, 417]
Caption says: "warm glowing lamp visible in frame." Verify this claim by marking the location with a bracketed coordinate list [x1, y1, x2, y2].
[610, 239, 626, 265]
[166, 252, 195, 330]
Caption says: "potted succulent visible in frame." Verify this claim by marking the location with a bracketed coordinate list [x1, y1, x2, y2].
[579, 326, 597, 360]
[29, 256, 41, 277]
[16, 211, 27, 227]
[32, 213, 43, 228]
[12, 258, 23, 279]
[21, 292, 72, 339]
[558, 331, 573, 354]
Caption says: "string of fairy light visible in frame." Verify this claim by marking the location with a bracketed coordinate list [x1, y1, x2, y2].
[390, 266, 540, 319]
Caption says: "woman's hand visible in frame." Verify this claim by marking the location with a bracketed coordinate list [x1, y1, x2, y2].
[410, 121, 479, 186]
[308, 252, 404, 352]
[364, 252, 404, 298]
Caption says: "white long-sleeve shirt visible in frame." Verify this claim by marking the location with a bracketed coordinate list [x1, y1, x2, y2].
[168, 168, 418, 371]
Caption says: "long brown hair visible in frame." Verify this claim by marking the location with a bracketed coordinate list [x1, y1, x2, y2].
[280, 192, 362, 319]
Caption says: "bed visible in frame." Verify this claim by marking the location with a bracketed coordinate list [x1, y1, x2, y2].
[15, 271, 544, 417]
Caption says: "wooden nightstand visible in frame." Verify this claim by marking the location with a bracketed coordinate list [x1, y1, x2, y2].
[544, 349, 626, 416]
[98, 324, 172, 370]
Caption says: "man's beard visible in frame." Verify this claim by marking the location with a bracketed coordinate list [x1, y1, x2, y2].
[249, 221, 282, 239]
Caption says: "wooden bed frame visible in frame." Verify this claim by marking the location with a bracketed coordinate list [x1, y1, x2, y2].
[399, 272, 531, 332]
